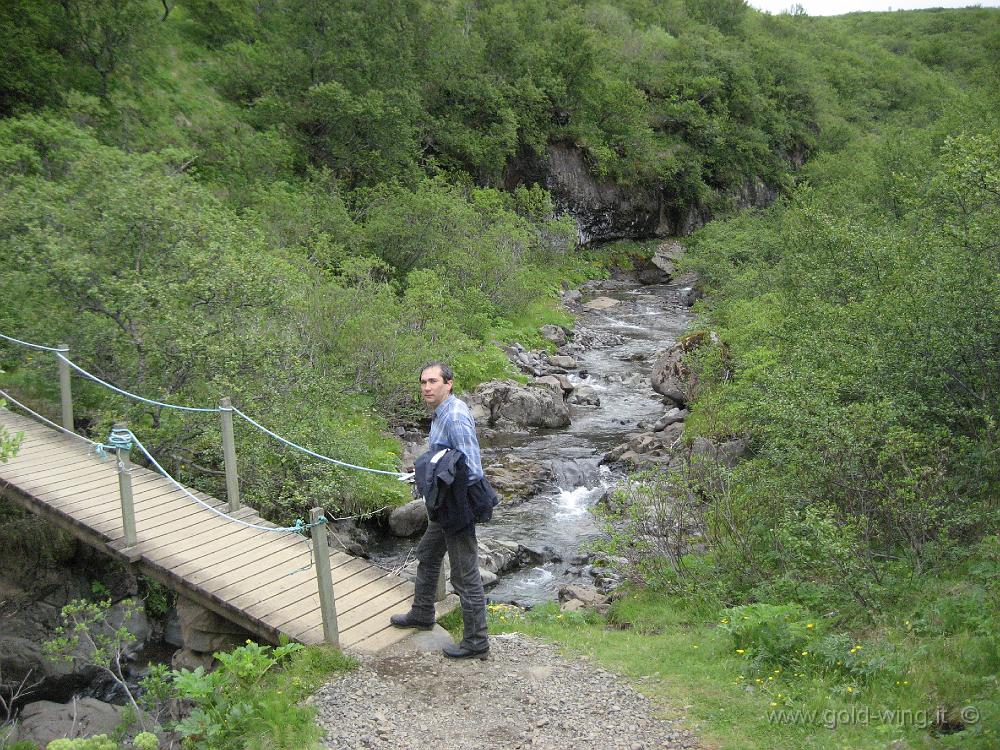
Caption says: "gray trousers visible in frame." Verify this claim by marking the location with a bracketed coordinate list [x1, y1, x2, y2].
[410, 520, 488, 651]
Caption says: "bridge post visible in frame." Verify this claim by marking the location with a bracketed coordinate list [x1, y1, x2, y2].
[309, 507, 339, 647]
[57, 344, 73, 432]
[219, 397, 240, 512]
[115, 423, 138, 548]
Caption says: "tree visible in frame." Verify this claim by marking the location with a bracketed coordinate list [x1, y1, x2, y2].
[60, 0, 157, 95]
[43, 598, 150, 731]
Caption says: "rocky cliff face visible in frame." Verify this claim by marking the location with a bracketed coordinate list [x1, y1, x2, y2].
[504, 142, 778, 245]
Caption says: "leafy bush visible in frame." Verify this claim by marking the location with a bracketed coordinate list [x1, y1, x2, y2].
[720, 603, 820, 670]
[154, 639, 357, 750]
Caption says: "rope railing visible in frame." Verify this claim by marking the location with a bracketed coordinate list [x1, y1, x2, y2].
[1, 331, 410, 480]
[0, 387, 98, 447]
[0, 332, 68, 353]
[95, 426, 320, 535]
[58, 354, 220, 413]
[230, 406, 409, 479]
[1, 333, 382, 647]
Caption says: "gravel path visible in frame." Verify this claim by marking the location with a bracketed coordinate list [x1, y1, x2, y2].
[312, 630, 702, 750]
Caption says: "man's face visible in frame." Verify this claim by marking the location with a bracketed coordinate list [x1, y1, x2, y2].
[420, 366, 452, 410]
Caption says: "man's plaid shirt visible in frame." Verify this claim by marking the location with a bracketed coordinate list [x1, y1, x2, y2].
[428, 394, 484, 481]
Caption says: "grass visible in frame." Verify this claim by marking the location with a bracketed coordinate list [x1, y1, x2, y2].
[476, 589, 997, 750]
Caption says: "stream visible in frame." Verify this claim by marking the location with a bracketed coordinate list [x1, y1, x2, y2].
[369, 273, 692, 604]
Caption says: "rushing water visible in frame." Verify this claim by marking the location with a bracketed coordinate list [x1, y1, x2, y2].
[370, 274, 692, 603]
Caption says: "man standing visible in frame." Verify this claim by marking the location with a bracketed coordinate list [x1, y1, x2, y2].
[390, 361, 490, 659]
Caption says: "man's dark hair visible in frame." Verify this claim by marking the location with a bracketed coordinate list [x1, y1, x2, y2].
[420, 360, 454, 383]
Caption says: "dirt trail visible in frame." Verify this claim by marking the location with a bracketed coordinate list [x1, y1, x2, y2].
[312, 630, 703, 750]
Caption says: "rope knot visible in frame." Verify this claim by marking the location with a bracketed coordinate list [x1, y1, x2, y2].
[107, 426, 134, 452]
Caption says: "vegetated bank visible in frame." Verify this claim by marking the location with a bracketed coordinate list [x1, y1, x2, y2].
[504, 8, 998, 750]
[1, 0, 845, 526]
[0, 2, 997, 748]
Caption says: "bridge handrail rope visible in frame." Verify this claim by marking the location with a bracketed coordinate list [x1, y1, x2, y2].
[58, 354, 219, 414]
[1, 331, 410, 480]
[0, 387, 99, 447]
[95, 426, 321, 535]
[0, 332, 69, 353]
[0, 390, 317, 533]
[229, 406, 409, 479]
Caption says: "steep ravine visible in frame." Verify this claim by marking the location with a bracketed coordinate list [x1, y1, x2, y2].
[368, 268, 693, 602]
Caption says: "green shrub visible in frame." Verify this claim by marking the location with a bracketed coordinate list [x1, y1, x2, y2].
[169, 640, 334, 750]
[46, 737, 116, 750]
[720, 603, 821, 670]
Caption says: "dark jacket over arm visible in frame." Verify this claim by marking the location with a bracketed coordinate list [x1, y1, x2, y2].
[414, 448, 474, 535]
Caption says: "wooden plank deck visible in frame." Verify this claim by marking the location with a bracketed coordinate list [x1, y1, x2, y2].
[0, 407, 450, 653]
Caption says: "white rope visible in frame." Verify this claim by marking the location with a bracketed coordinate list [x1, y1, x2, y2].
[1, 331, 412, 479]
[0, 332, 67, 353]
[0, 387, 98, 446]
[116, 428, 315, 534]
[231, 406, 411, 480]
[57, 354, 220, 413]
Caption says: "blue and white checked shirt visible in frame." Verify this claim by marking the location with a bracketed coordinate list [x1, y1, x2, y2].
[428, 395, 484, 481]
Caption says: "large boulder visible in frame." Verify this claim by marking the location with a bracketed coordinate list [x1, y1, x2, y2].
[569, 385, 600, 407]
[477, 539, 520, 575]
[650, 344, 690, 407]
[651, 240, 684, 276]
[650, 332, 721, 407]
[11, 698, 126, 746]
[485, 455, 554, 505]
[558, 584, 610, 614]
[464, 380, 570, 430]
[653, 407, 688, 431]
[636, 240, 685, 285]
[533, 375, 570, 396]
[539, 324, 568, 346]
[388, 498, 428, 538]
[582, 296, 620, 310]
[545, 354, 578, 370]
[176, 597, 253, 655]
[602, 423, 685, 470]
[690, 436, 749, 468]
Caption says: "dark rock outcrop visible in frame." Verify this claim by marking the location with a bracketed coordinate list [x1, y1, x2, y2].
[650, 344, 692, 407]
[503, 142, 778, 245]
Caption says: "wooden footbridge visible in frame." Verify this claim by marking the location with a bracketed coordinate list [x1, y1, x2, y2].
[0, 406, 445, 654]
